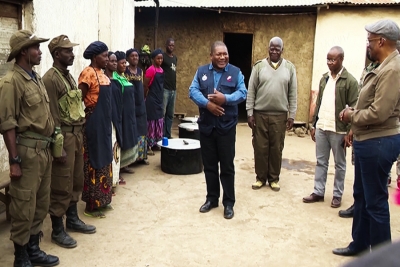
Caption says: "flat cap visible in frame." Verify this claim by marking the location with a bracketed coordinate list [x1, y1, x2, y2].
[48, 35, 78, 54]
[365, 19, 400, 41]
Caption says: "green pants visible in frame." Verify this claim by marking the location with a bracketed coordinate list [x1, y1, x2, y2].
[49, 130, 84, 217]
[253, 111, 287, 184]
[9, 145, 51, 246]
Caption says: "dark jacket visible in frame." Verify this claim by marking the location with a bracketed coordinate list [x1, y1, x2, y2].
[312, 67, 359, 133]
[197, 64, 240, 135]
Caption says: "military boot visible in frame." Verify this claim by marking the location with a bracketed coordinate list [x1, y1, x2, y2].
[13, 243, 33, 267]
[50, 215, 77, 248]
[26, 231, 60, 267]
[66, 204, 96, 234]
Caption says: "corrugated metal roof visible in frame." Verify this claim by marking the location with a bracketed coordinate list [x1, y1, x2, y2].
[135, 0, 400, 8]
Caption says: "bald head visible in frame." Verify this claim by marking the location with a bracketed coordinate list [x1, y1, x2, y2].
[329, 46, 344, 58]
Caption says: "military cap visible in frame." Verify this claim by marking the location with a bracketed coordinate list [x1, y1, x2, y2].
[7, 30, 49, 62]
[48, 35, 78, 54]
[365, 19, 400, 41]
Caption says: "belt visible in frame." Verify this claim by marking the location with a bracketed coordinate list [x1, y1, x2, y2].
[61, 125, 83, 133]
[16, 136, 50, 150]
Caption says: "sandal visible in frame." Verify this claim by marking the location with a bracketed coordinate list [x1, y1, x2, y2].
[100, 204, 114, 211]
[147, 148, 155, 156]
[84, 210, 106, 219]
[152, 145, 161, 151]
[120, 167, 135, 174]
[136, 159, 150, 165]
[112, 186, 117, 196]
[119, 177, 126, 185]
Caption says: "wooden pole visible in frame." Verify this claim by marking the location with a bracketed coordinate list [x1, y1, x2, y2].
[154, 0, 159, 49]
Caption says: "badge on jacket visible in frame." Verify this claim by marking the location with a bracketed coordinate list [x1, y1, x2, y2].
[202, 74, 207, 81]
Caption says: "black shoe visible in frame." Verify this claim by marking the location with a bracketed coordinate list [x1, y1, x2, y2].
[13, 243, 33, 267]
[50, 215, 77, 248]
[199, 201, 218, 213]
[338, 204, 354, 218]
[224, 206, 234, 219]
[26, 232, 60, 267]
[66, 204, 96, 234]
[332, 246, 359, 256]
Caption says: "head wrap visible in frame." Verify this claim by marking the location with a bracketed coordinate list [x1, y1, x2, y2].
[83, 41, 108, 60]
[126, 48, 139, 58]
[150, 48, 163, 59]
[365, 19, 400, 41]
[141, 44, 151, 55]
[108, 51, 115, 57]
[114, 51, 126, 61]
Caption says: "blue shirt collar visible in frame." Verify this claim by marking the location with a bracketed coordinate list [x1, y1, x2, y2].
[208, 63, 229, 72]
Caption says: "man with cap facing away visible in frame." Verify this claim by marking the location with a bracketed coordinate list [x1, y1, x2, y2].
[333, 19, 400, 256]
[0, 30, 59, 266]
[43, 35, 96, 249]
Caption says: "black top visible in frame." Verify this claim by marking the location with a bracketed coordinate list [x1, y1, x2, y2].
[161, 52, 177, 90]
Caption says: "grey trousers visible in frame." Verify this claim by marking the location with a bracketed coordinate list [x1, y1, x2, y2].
[313, 128, 346, 197]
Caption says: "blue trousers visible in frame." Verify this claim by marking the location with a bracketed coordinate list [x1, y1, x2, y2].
[349, 134, 400, 252]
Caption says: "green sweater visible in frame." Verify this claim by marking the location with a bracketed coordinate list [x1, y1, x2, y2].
[246, 58, 297, 118]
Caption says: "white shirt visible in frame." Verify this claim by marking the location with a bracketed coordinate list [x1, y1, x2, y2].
[317, 68, 345, 133]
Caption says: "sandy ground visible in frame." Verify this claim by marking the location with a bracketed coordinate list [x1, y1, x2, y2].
[1, 121, 400, 267]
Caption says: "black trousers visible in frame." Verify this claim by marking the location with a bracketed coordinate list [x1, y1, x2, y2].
[200, 127, 236, 207]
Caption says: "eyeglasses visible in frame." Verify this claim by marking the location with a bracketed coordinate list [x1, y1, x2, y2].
[366, 37, 384, 45]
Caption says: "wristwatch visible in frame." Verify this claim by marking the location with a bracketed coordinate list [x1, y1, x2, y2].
[9, 155, 22, 165]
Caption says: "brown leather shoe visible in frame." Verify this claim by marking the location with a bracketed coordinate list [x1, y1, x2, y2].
[302, 193, 324, 203]
[331, 197, 342, 208]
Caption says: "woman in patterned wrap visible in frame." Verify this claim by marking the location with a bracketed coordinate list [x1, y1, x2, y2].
[78, 41, 113, 219]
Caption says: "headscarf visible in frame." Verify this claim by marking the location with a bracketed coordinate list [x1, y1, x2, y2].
[108, 51, 115, 57]
[150, 48, 163, 59]
[83, 41, 108, 60]
[114, 51, 126, 61]
[126, 48, 139, 58]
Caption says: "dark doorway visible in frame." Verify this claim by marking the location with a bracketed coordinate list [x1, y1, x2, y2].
[224, 33, 253, 122]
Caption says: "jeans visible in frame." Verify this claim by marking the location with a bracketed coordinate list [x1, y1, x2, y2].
[163, 89, 176, 138]
[349, 134, 400, 252]
[200, 127, 236, 207]
[313, 129, 346, 197]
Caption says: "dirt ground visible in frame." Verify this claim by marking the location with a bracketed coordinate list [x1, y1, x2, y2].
[1, 121, 400, 267]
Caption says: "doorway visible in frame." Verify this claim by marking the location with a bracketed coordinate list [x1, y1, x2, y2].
[224, 33, 253, 122]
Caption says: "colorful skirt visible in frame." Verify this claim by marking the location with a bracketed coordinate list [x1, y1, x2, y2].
[111, 123, 121, 186]
[136, 135, 148, 161]
[147, 118, 164, 147]
[121, 145, 138, 168]
[82, 124, 113, 211]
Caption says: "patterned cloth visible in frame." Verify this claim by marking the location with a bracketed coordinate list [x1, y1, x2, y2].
[112, 123, 121, 186]
[136, 135, 148, 161]
[147, 118, 164, 147]
[82, 107, 113, 211]
[121, 145, 138, 168]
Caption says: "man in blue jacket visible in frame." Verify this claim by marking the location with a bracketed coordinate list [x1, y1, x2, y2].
[189, 41, 247, 219]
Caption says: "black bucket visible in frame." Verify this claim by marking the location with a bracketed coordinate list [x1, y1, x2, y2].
[178, 123, 200, 140]
[158, 138, 202, 175]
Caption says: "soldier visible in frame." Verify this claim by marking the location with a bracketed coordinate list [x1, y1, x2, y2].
[0, 30, 59, 266]
[43, 35, 96, 249]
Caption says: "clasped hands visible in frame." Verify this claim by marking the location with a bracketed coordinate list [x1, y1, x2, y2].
[207, 89, 226, 116]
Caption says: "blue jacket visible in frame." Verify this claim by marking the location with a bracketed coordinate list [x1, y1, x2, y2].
[189, 63, 247, 135]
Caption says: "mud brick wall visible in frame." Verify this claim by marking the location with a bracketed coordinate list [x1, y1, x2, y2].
[135, 8, 316, 122]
